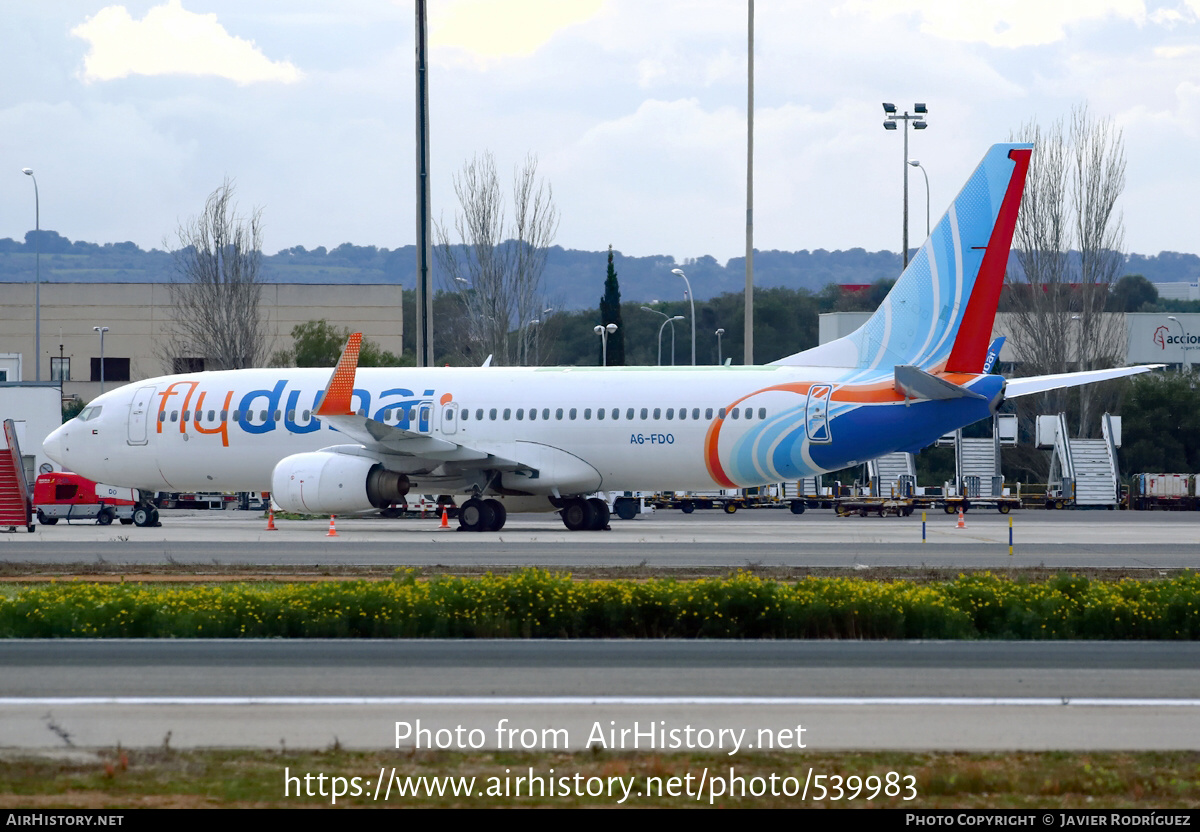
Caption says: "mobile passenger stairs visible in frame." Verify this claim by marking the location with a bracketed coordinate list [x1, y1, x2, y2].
[933, 413, 1022, 514]
[0, 419, 35, 533]
[828, 414, 1021, 517]
[1037, 412, 1123, 510]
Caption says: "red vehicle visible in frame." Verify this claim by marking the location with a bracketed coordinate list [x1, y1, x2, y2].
[33, 472, 157, 526]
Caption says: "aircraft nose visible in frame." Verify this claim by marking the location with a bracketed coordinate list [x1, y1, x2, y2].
[43, 424, 67, 467]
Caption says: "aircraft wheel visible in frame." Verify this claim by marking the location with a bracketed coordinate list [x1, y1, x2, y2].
[97, 507, 115, 525]
[723, 502, 738, 514]
[36, 511, 57, 526]
[586, 497, 610, 530]
[133, 506, 153, 527]
[483, 498, 506, 531]
[790, 501, 806, 515]
[149, 506, 160, 526]
[561, 498, 594, 531]
[614, 498, 638, 521]
[458, 498, 493, 532]
[680, 500, 695, 514]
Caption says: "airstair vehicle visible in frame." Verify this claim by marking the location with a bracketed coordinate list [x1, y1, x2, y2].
[0, 419, 35, 533]
[1038, 413, 1122, 509]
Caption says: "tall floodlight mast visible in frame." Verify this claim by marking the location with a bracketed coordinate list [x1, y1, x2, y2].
[414, 0, 434, 366]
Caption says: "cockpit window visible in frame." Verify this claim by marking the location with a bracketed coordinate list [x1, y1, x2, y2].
[78, 406, 102, 422]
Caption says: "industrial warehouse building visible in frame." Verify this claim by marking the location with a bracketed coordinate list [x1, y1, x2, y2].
[1, 281, 1197, 411]
[0, 282, 404, 404]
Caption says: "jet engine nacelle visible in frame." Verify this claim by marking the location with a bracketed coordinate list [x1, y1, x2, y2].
[271, 452, 409, 514]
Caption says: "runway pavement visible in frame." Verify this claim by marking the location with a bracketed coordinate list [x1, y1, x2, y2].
[2, 507, 1199, 569]
[2, 640, 1198, 751]
[3, 510, 1198, 753]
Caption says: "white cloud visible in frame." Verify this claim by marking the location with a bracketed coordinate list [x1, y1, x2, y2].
[431, 0, 604, 59]
[71, 0, 302, 84]
[836, 0, 1147, 48]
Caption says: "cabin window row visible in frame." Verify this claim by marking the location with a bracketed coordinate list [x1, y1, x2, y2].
[453, 406, 768, 422]
[156, 405, 770, 425]
[159, 410, 313, 423]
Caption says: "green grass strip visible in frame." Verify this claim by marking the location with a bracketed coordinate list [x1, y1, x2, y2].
[2, 570, 1199, 639]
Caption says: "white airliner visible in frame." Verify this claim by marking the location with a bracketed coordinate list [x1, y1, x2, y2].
[43, 144, 1156, 531]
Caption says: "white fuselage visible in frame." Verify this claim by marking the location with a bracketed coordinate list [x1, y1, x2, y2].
[46, 362, 923, 497]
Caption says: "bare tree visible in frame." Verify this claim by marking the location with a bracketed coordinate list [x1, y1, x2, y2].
[161, 180, 271, 371]
[1005, 104, 1127, 435]
[435, 153, 558, 365]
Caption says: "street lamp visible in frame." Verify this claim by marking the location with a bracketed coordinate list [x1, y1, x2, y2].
[908, 159, 929, 238]
[641, 308, 684, 366]
[716, 328, 725, 365]
[93, 326, 109, 393]
[594, 323, 618, 366]
[1168, 316, 1189, 372]
[22, 168, 40, 381]
[670, 268, 696, 365]
[882, 103, 929, 267]
[527, 318, 541, 366]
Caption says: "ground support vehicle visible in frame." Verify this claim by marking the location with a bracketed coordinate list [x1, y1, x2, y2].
[1129, 474, 1194, 511]
[34, 471, 160, 526]
[833, 497, 916, 517]
[609, 491, 655, 521]
[650, 488, 770, 515]
[154, 492, 235, 510]
[934, 494, 1020, 515]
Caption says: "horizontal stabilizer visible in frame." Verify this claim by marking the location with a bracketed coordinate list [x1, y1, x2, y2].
[1005, 365, 1162, 398]
[894, 365, 986, 401]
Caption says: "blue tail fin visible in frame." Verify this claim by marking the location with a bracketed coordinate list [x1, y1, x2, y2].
[773, 144, 1031, 376]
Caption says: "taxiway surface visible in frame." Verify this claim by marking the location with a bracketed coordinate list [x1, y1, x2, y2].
[2, 508, 1199, 569]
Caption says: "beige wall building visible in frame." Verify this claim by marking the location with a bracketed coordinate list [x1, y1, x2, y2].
[0, 283, 403, 404]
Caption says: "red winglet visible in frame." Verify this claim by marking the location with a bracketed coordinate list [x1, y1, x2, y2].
[316, 333, 363, 417]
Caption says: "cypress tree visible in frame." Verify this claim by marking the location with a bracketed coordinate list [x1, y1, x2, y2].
[599, 245, 626, 365]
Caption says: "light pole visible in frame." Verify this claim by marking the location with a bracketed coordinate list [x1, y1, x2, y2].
[908, 159, 929, 238]
[641, 307, 683, 366]
[93, 326, 109, 393]
[22, 168, 40, 381]
[670, 268, 696, 365]
[527, 318, 540, 366]
[716, 328, 725, 365]
[882, 103, 928, 267]
[594, 323, 618, 366]
[1168, 316, 1189, 372]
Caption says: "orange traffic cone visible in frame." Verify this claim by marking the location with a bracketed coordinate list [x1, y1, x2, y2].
[327, 515, 339, 537]
[956, 508, 966, 529]
[266, 508, 277, 531]
[440, 506, 449, 528]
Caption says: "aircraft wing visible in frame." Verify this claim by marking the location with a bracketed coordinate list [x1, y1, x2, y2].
[314, 334, 524, 469]
[1004, 365, 1162, 398]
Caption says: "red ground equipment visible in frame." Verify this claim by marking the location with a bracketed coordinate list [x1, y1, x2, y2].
[33, 471, 150, 526]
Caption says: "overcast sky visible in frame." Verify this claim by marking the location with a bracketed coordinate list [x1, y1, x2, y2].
[3, 1, 1198, 263]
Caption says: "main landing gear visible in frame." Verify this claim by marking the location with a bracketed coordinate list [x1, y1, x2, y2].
[457, 497, 507, 532]
[560, 497, 610, 531]
[132, 502, 160, 527]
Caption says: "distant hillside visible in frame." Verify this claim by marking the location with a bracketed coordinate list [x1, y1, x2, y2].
[1, 230, 1196, 310]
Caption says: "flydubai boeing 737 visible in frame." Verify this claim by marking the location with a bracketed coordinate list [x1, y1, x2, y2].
[43, 144, 1156, 531]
